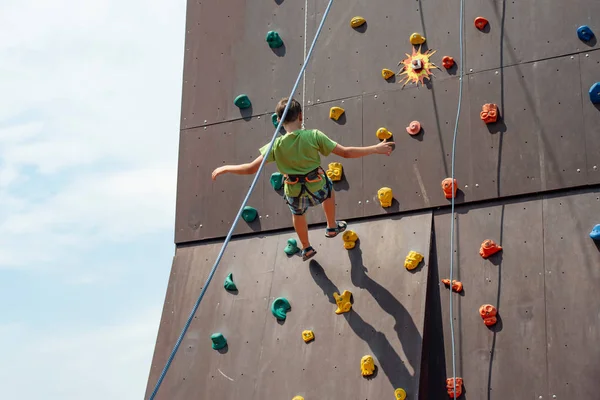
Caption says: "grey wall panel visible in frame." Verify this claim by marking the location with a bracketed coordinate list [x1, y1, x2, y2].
[580, 50, 600, 184]
[543, 190, 600, 399]
[434, 199, 547, 399]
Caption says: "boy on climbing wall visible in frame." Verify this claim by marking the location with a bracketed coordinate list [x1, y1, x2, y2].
[211, 97, 394, 261]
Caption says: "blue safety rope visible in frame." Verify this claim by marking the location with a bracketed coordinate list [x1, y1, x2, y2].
[147, 1, 336, 398]
[449, 0, 465, 395]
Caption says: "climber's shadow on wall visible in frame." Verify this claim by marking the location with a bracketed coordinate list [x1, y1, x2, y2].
[308, 260, 411, 390]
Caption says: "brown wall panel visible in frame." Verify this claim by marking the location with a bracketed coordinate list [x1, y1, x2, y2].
[580, 50, 600, 184]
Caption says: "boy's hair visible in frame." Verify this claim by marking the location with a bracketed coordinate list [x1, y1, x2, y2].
[275, 97, 302, 123]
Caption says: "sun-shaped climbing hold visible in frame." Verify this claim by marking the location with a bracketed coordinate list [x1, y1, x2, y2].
[589, 82, 600, 104]
[404, 251, 424, 270]
[271, 297, 291, 320]
[442, 56, 455, 69]
[350, 16, 366, 28]
[329, 106, 345, 121]
[474, 16, 488, 30]
[395, 388, 407, 400]
[284, 238, 300, 255]
[302, 330, 315, 343]
[271, 113, 279, 128]
[326, 162, 343, 181]
[234, 94, 251, 109]
[333, 290, 352, 314]
[211, 333, 227, 350]
[360, 355, 376, 376]
[479, 239, 502, 258]
[342, 230, 359, 250]
[479, 304, 497, 326]
[441, 178, 458, 199]
[441, 279, 463, 293]
[409, 33, 426, 45]
[265, 30, 283, 48]
[398, 45, 438, 87]
[224, 273, 237, 291]
[377, 187, 393, 208]
[270, 172, 284, 191]
[480, 103, 499, 124]
[446, 377, 463, 399]
[376, 127, 392, 140]
[406, 120, 421, 135]
[382, 68, 395, 80]
[241, 206, 258, 222]
[590, 224, 600, 240]
[577, 25, 595, 42]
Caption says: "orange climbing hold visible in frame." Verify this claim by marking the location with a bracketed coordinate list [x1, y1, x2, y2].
[446, 377, 463, 398]
[480, 103, 498, 124]
[479, 304, 497, 326]
[441, 279, 463, 293]
[442, 56, 455, 69]
[406, 120, 421, 135]
[474, 16, 488, 30]
[479, 239, 502, 258]
[441, 178, 458, 199]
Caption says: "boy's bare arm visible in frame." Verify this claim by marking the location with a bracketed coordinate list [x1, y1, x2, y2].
[212, 155, 264, 180]
[331, 140, 394, 158]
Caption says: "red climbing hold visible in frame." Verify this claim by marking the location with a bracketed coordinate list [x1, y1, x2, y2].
[442, 56, 455, 69]
[441, 279, 463, 293]
[479, 239, 502, 258]
[446, 377, 463, 398]
[441, 178, 458, 199]
[474, 16, 488, 30]
[480, 103, 498, 124]
[479, 304, 498, 326]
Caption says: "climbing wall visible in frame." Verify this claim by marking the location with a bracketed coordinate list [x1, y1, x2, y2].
[146, 212, 432, 399]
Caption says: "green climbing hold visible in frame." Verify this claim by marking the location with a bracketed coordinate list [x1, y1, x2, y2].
[211, 333, 227, 350]
[224, 273, 237, 291]
[272, 113, 279, 128]
[242, 206, 258, 222]
[271, 297, 291, 320]
[284, 238, 299, 255]
[234, 94, 251, 109]
[270, 172, 284, 191]
[266, 31, 284, 48]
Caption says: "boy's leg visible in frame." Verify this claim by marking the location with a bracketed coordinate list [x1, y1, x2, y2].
[292, 214, 310, 249]
[321, 189, 337, 229]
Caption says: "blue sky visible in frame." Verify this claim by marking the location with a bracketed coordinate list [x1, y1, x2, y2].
[0, 0, 185, 398]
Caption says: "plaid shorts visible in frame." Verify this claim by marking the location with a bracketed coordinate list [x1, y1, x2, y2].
[285, 175, 333, 215]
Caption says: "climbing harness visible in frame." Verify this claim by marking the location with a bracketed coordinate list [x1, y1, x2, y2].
[283, 166, 327, 198]
[147, 1, 336, 398]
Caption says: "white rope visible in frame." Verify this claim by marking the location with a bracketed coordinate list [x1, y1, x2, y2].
[302, 0, 308, 129]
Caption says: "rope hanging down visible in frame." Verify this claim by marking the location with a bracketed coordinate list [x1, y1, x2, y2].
[148, 1, 336, 398]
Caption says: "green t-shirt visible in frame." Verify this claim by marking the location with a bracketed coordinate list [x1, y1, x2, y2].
[259, 129, 338, 197]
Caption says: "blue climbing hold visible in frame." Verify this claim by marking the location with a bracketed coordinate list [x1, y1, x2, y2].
[577, 25, 595, 42]
[590, 224, 600, 240]
[590, 82, 600, 104]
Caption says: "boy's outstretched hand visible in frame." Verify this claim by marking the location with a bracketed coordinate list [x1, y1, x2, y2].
[212, 166, 226, 180]
[375, 139, 395, 156]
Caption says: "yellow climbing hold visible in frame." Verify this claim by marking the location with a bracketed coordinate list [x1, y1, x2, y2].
[329, 106, 345, 121]
[409, 32, 426, 45]
[382, 68, 395, 80]
[333, 290, 352, 314]
[376, 127, 392, 140]
[292, 397, 305, 400]
[302, 330, 315, 343]
[404, 250, 424, 270]
[395, 388, 407, 400]
[377, 187, 393, 208]
[342, 230, 359, 250]
[361, 355, 376, 376]
[350, 16, 366, 28]
[326, 162, 343, 181]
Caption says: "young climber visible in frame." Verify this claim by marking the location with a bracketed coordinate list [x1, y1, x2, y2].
[211, 97, 394, 261]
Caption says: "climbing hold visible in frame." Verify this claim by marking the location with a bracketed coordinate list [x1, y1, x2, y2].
[241, 206, 258, 222]
[211, 333, 227, 350]
[265, 30, 283, 48]
[577, 25, 595, 42]
[224, 273, 237, 291]
[441, 178, 458, 199]
[411, 58, 423, 71]
[441, 279, 463, 293]
[394, 388, 407, 400]
[479, 239, 502, 258]
[377, 187, 393, 208]
[382, 68, 395, 80]
[480, 103, 499, 124]
[234, 94, 251, 109]
[474, 16, 488, 30]
[284, 238, 300, 255]
[406, 120, 421, 135]
[350, 16, 366, 28]
[479, 304, 498, 326]
[302, 330, 315, 343]
[590, 224, 600, 240]
[360, 355, 376, 376]
[333, 290, 352, 314]
[446, 377, 463, 399]
[404, 250, 424, 270]
[292, 397, 305, 400]
[590, 82, 600, 104]
[398, 46, 438, 87]
[326, 162, 343, 181]
[442, 56, 455, 69]
[329, 106, 345, 121]
[342, 230, 359, 250]
[270, 172, 284, 191]
[376, 127, 392, 140]
[271, 297, 291, 320]
[271, 113, 279, 128]
[409, 32, 426, 45]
